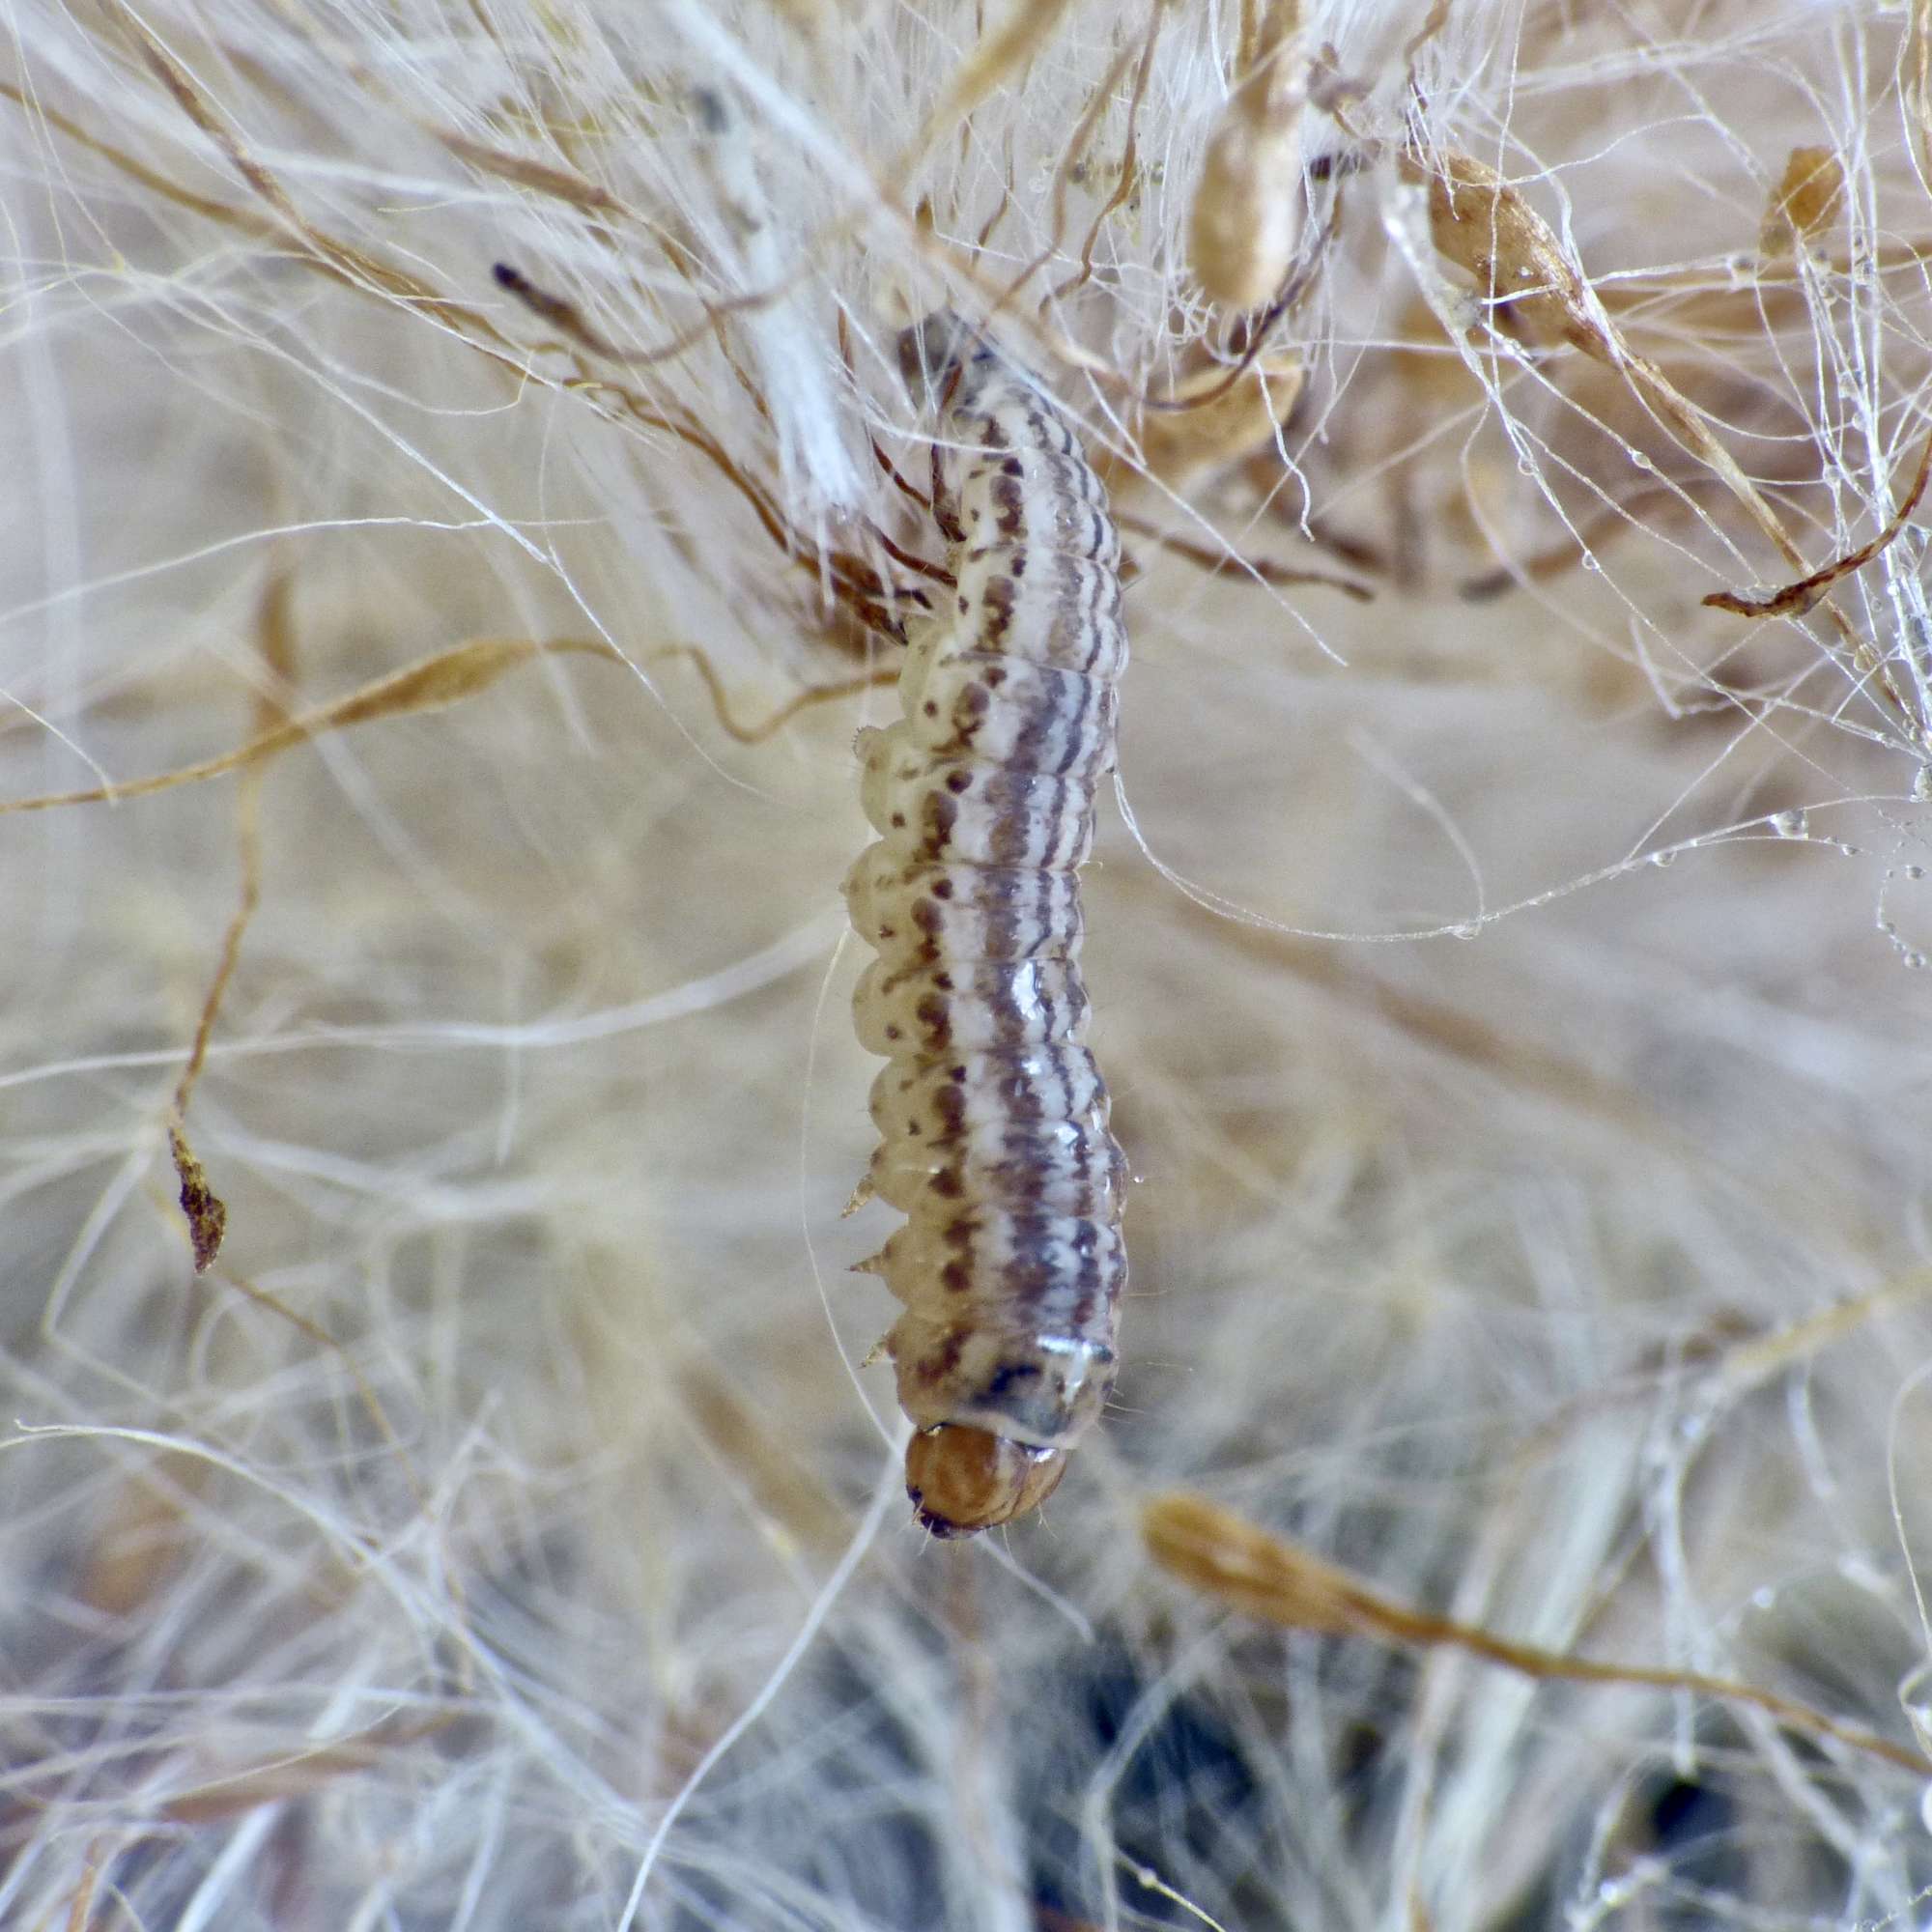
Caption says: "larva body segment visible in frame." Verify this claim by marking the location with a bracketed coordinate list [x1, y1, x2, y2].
[847, 314, 1130, 1537]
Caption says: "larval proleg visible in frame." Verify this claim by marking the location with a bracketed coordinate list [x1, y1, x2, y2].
[846, 313, 1130, 1537]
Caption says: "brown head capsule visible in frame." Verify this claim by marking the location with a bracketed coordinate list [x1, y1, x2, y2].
[904, 1426, 1070, 1537]
[846, 314, 1130, 1535]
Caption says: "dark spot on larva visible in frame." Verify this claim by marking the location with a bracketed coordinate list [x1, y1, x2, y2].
[957, 595, 970, 613]
[933, 878, 954, 899]
[933, 973, 954, 991]
[923, 700, 939, 717]
[891, 813, 906, 828]
[983, 667, 1008, 687]
[946, 770, 973, 793]
[929, 1169, 964, 1200]
[884, 1025, 902, 1040]
[922, 793, 959, 845]
[983, 1361, 1041, 1399]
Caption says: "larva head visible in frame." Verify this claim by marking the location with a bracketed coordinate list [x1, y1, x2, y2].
[904, 1425, 1068, 1537]
[896, 310, 980, 403]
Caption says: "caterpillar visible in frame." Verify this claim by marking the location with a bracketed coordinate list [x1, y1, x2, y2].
[845, 312, 1130, 1537]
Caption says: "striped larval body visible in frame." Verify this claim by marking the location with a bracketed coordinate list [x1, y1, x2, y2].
[846, 315, 1129, 1536]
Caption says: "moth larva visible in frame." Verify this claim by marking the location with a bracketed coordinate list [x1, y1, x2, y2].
[846, 313, 1130, 1537]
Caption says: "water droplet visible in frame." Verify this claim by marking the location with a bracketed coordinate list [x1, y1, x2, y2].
[1629, 451, 1656, 472]
[1908, 864, 1927, 881]
[1915, 766, 1932, 802]
[1648, 848, 1676, 868]
[1449, 920, 1480, 940]
[1905, 951, 1927, 971]
[1517, 457, 1536, 476]
[1579, 552, 1601, 572]
[1769, 809, 1806, 838]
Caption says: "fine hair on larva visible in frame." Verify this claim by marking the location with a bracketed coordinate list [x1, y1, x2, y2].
[845, 311, 1129, 1537]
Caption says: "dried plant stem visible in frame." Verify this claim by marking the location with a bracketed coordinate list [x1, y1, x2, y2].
[1144, 1493, 1928, 1777]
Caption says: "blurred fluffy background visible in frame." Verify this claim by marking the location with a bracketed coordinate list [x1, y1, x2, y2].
[7, 0, 1932, 1925]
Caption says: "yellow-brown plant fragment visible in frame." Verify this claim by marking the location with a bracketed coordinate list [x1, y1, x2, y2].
[1419, 150, 1602, 353]
[1188, 0, 1307, 309]
[1106, 355, 1305, 494]
[1143, 1492, 1928, 1775]
[169, 1122, 227, 1274]
[1761, 145, 1844, 255]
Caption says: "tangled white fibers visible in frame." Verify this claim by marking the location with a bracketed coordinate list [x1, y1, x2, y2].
[7, 1, 1932, 1925]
